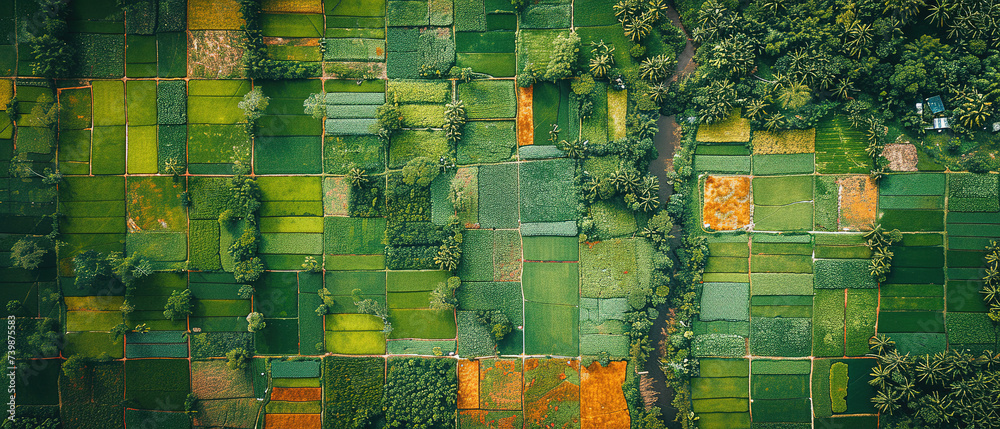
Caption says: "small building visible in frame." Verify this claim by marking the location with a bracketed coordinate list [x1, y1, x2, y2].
[926, 117, 950, 131]
[916, 102, 923, 115]
[926, 95, 945, 114]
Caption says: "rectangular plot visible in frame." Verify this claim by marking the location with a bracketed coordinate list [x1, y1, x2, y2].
[325, 331, 385, 354]
[751, 153, 814, 175]
[705, 257, 748, 273]
[878, 311, 944, 333]
[524, 302, 578, 356]
[523, 236, 578, 261]
[691, 377, 748, 399]
[750, 273, 813, 295]
[845, 289, 878, 355]
[814, 245, 871, 259]
[752, 203, 813, 232]
[879, 195, 944, 210]
[878, 173, 945, 195]
[880, 296, 943, 311]
[388, 308, 456, 339]
[750, 398, 811, 423]
[324, 271, 386, 295]
[813, 259, 876, 289]
[752, 176, 813, 206]
[693, 155, 751, 173]
[478, 163, 518, 228]
[751, 374, 809, 399]
[523, 262, 578, 305]
[750, 254, 812, 273]
[92, 80, 125, 126]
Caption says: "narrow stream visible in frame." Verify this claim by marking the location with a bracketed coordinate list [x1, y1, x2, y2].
[643, 5, 696, 426]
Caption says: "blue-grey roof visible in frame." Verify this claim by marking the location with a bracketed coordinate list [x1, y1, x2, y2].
[927, 95, 945, 113]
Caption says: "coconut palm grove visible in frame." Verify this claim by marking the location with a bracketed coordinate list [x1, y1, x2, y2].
[1, 0, 999, 427]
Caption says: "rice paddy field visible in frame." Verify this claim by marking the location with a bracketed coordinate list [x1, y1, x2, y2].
[0, 0, 656, 427]
[691, 124, 999, 428]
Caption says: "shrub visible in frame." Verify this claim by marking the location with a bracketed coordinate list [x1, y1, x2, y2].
[429, 276, 461, 310]
[401, 157, 440, 187]
[225, 348, 252, 371]
[476, 309, 513, 342]
[233, 257, 264, 282]
[62, 355, 88, 379]
[544, 31, 581, 81]
[10, 238, 47, 270]
[246, 312, 265, 332]
[163, 289, 193, 321]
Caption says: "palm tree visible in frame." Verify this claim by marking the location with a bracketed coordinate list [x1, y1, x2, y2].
[896, 377, 919, 402]
[884, 0, 927, 25]
[745, 99, 768, 121]
[583, 176, 601, 200]
[764, 113, 785, 131]
[869, 334, 896, 355]
[873, 389, 902, 414]
[639, 54, 674, 82]
[870, 364, 892, 389]
[777, 81, 812, 109]
[958, 91, 992, 129]
[834, 77, 855, 100]
[347, 168, 369, 187]
[637, 192, 660, 212]
[623, 14, 653, 43]
[589, 40, 615, 78]
[559, 139, 588, 159]
[926, 0, 955, 27]
[982, 282, 1000, 305]
[760, 0, 782, 13]
[646, 82, 669, 104]
[845, 21, 873, 58]
[916, 354, 947, 386]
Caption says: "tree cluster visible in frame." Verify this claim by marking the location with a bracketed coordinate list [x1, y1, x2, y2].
[382, 358, 457, 429]
[28, 0, 75, 78]
[236, 0, 319, 79]
[981, 240, 1000, 322]
[352, 288, 392, 335]
[428, 276, 461, 310]
[868, 334, 1000, 428]
[865, 224, 903, 282]
[475, 309, 513, 343]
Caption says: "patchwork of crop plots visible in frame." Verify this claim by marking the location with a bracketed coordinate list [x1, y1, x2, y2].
[0, 0, 663, 427]
[690, 125, 1000, 428]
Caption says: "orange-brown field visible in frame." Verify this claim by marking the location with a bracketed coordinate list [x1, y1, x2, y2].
[517, 86, 533, 146]
[703, 175, 751, 231]
[523, 358, 580, 429]
[481, 359, 522, 410]
[264, 413, 321, 428]
[459, 410, 523, 429]
[838, 175, 877, 230]
[459, 359, 481, 410]
[127, 178, 186, 232]
[270, 387, 322, 402]
[581, 361, 629, 429]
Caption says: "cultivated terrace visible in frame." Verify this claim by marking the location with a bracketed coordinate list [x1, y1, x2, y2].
[1, 0, 999, 428]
